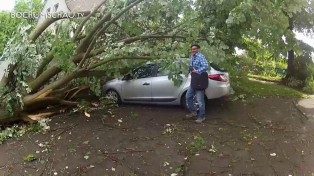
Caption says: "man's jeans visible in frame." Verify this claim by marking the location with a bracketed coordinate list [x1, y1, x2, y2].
[186, 86, 205, 119]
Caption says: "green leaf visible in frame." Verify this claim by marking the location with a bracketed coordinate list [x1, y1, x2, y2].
[23, 154, 37, 162]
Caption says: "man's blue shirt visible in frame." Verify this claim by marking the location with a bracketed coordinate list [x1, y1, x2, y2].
[189, 52, 209, 74]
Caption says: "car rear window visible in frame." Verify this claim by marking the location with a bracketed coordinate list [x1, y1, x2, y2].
[210, 62, 226, 72]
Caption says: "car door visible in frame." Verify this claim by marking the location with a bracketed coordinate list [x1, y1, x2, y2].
[121, 64, 154, 102]
[0, 57, 9, 79]
[151, 65, 187, 102]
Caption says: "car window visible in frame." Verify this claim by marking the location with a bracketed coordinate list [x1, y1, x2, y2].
[133, 64, 154, 79]
[157, 65, 170, 76]
[156, 60, 185, 76]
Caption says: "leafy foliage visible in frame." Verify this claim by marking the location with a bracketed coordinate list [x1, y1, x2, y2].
[53, 39, 76, 72]
[0, 0, 43, 55]
[1, 25, 44, 114]
[14, 0, 43, 14]
[188, 135, 205, 154]
[0, 12, 21, 55]
[23, 154, 37, 162]
[0, 125, 27, 144]
[196, 0, 313, 59]
[0, 123, 44, 144]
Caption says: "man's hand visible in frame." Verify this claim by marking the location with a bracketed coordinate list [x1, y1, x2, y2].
[192, 67, 197, 73]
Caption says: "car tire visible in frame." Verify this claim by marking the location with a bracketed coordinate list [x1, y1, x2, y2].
[105, 89, 121, 104]
[181, 92, 188, 110]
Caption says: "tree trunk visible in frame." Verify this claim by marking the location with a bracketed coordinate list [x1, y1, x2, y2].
[283, 16, 296, 83]
[0, 108, 20, 124]
[285, 49, 295, 79]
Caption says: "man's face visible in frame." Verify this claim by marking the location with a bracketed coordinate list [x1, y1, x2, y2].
[191, 46, 200, 56]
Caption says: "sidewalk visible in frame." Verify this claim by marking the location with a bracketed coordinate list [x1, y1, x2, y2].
[297, 95, 314, 119]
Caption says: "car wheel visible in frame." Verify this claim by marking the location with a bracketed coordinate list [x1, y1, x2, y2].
[181, 93, 188, 110]
[105, 89, 121, 104]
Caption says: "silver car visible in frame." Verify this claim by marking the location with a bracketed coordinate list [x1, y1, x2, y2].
[0, 57, 9, 80]
[102, 60, 230, 108]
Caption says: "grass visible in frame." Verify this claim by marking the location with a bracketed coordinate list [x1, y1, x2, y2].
[23, 154, 37, 162]
[247, 74, 282, 83]
[188, 136, 205, 155]
[232, 77, 308, 99]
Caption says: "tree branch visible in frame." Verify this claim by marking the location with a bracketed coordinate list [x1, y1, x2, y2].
[24, 97, 78, 109]
[36, 52, 54, 77]
[29, 66, 62, 92]
[119, 35, 185, 44]
[78, 36, 97, 68]
[73, 0, 107, 40]
[29, 11, 91, 42]
[50, 85, 71, 96]
[76, 70, 109, 78]
[88, 56, 152, 70]
[75, 0, 144, 58]
[95, 0, 144, 37]
[31, 34, 183, 92]
[75, 34, 185, 63]
[75, 12, 112, 55]
[23, 69, 85, 106]
[0, 64, 17, 87]
[154, 18, 198, 36]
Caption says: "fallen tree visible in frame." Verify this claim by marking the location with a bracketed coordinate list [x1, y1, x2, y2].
[0, 0, 197, 123]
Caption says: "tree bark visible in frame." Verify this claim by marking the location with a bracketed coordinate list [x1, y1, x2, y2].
[0, 108, 20, 124]
[24, 97, 78, 110]
[73, 0, 107, 40]
[284, 16, 296, 82]
[29, 66, 62, 92]
[23, 70, 83, 105]
[36, 52, 54, 77]
[285, 49, 295, 79]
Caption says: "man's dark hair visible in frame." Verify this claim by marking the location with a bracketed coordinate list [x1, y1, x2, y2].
[191, 44, 201, 49]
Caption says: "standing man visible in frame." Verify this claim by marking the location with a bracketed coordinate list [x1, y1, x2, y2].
[185, 44, 209, 123]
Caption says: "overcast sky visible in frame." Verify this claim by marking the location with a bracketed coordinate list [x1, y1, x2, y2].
[0, 0, 15, 12]
[0, 0, 314, 48]
[295, 32, 314, 47]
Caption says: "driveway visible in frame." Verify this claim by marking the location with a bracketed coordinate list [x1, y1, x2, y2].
[0, 97, 314, 175]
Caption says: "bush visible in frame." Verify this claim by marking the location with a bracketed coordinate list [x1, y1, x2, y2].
[303, 65, 314, 94]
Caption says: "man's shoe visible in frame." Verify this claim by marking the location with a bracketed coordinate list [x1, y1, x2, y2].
[195, 118, 205, 123]
[184, 112, 197, 120]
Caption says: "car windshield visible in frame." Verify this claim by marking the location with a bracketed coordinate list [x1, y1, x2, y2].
[151, 58, 190, 76]
[133, 64, 154, 79]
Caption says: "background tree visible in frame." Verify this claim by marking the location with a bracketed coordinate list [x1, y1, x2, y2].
[14, 0, 43, 14]
[0, 12, 20, 55]
[196, 0, 314, 86]
[0, 0, 43, 55]
[283, 1, 314, 87]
